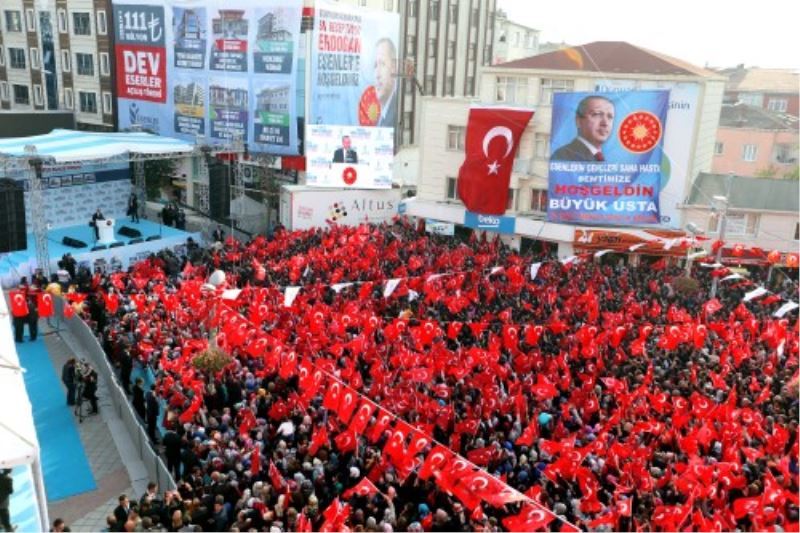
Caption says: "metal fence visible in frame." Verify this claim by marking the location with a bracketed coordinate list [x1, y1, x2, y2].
[56, 297, 176, 492]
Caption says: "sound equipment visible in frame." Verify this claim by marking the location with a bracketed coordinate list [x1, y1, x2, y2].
[91, 245, 107, 251]
[62, 236, 88, 249]
[146, 235, 161, 241]
[0, 178, 28, 253]
[129, 238, 143, 245]
[118, 225, 142, 238]
[208, 162, 231, 220]
[109, 241, 124, 248]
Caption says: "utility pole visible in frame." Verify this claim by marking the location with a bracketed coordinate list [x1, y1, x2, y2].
[710, 172, 734, 298]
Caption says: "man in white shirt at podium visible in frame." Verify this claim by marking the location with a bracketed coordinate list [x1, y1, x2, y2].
[91, 207, 105, 241]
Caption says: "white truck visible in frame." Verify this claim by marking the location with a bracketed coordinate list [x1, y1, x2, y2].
[279, 185, 403, 231]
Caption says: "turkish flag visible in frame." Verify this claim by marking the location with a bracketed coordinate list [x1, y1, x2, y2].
[9, 290, 29, 317]
[457, 106, 534, 215]
[342, 477, 380, 500]
[37, 292, 54, 318]
[250, 447, 261, 475]
[501, 504, 555, 533]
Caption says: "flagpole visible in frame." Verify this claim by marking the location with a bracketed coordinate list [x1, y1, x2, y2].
[709, 172, 733, 299]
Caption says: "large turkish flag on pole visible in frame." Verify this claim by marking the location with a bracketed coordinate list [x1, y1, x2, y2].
[457, 106, 534, 215]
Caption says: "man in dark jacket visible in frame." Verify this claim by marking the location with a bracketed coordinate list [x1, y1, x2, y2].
[62, 358, 77, 406]
[146, 385, 160, 443]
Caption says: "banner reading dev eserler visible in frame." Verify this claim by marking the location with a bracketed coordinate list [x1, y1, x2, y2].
[547, 90, 670, 226]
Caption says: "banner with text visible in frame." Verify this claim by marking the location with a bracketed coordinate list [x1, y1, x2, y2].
[112, 0, 302, 155]
[547, 90, 669, 226]
[306, 0, 399, 188]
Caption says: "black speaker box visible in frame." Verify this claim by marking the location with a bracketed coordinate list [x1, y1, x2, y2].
[0, 178, 28, 253]
[118, 226, 142, 238]
[129, 238, 144, 245]
[62, 236, 88, 249]
[208, 162, 231, 220]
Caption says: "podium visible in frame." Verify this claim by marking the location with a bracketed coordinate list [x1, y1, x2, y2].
[97, 218, 116, 245]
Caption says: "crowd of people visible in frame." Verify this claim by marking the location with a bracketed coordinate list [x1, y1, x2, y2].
[50, 218, 797, 532]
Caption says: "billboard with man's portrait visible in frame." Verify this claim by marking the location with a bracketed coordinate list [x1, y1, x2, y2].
[112, 0, 303, 155]
[306, 0, 400, 189]
[547, 90, 670, 226]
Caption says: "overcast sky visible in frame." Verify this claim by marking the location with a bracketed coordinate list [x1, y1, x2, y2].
[497, 0, 800, 70]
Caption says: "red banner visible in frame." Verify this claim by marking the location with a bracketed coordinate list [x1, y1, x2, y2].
[457, 106, 534, 215]
[115, 44, 166, 102]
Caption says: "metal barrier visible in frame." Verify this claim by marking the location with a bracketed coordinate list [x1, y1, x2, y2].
[55, 297, 176, 491]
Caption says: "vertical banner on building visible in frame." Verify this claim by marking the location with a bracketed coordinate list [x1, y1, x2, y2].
[594, 80, 700, 228]
[305, 0, 399, 189]
[112, 0, 303, 155]
[547, 90, 670, 226]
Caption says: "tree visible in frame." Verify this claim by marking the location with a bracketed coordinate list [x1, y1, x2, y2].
[144, 158, 179, 200]
[755, 165, 778, 178]
[783, 165, 799, 180]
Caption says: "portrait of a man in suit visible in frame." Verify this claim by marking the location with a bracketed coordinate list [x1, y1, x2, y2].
[332, 135, 358, 164]
[551, 95, 615, 162]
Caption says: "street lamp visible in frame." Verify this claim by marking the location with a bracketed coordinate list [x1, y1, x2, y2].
[709, 173, 734, 298]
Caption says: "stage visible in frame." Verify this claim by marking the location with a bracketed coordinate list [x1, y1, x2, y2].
[0, 219, 201, 288]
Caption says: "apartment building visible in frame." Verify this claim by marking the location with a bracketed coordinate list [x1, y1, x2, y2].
[491, 8, 538, 65]
[0, 0, 114, 130]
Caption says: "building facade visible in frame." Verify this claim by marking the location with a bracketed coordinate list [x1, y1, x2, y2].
[491, 9, 538, 65]
[0, 0, 115, 130]
[720, 66, 799, 117]
[408, 42, 727, 253]
[683, 173, 799, 256]
[712, 103, 798, 179]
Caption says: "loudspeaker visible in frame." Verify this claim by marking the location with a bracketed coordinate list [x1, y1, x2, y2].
[0, 178, 28, 253]
[146, 235, 161, 241]
[62, 236, 88, 248]
[118, 226, 142, 238]
[129, 238, 143, 245]
[109, 241, 124, 248]
[91, 245, 107, 251]
[208, 162, 231, 220]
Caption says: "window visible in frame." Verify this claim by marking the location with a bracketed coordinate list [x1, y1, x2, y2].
[714, 142, 724, 156]
[427, 38, 437, 57]
[446, 177, 458, 200]
[767, 98, 788, 113]
[359, 0, 367, 7]
[61, 50, 71, 72]
[25, 8, 35, 31]
[30, 48, 40, 69]
[465, 76, 475, 96]
[9, 48, 26, 69]
[424, 75, 435, 94]
[738, 92, 762, 106]
[5, 10, 22, 32]
[79, 91, 97, 113]
[402, 111, 413, 128]
[430, 1, 439, 21]
[447, 2, 457, 20]
[96, 10, 107, 34]
[447, 125, 465, 151]
[76, 53, 94, 76]
[447, 40, 455, 58]
[507, 189, 517, 211]
[0, 46, 4, 66]
[514, 32, 521, 46]
[708, 212, 759, 236]
[526, 33, 537, 49]
[530, 189, 548, 212]
[742, 144, 757, 162]
[13, 84, 30, 105]
[0, 82, 8, 101]
[64, 88, 74, 109]
[468, 43, 477, 61]
[103, 91, 112, 113]
[445, 75, 454, 94]
[496, 76, 528, 104]
[471, 8, 479, 26]
[33, 85, 43, 106]
[100, 52, 110, 75]
[483, 45, 492, 64]
[405, 36, 416, 56]
[408, 0, 417, 17]
[534, 133, 550, 159]
[540, 78, 574, 105]
[72, 12, 91, 35]
[774, 143, 797, 164]
[57, 9, 67, 33]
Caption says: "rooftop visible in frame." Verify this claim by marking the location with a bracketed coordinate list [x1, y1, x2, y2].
[719, 66, 800, 93]
[718, 103, 799, 130]
[687, 172, 799, 212]
[494, 41, 721, 78]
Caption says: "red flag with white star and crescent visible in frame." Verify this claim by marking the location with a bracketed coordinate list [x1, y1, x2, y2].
[457, 106, 534, 215]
